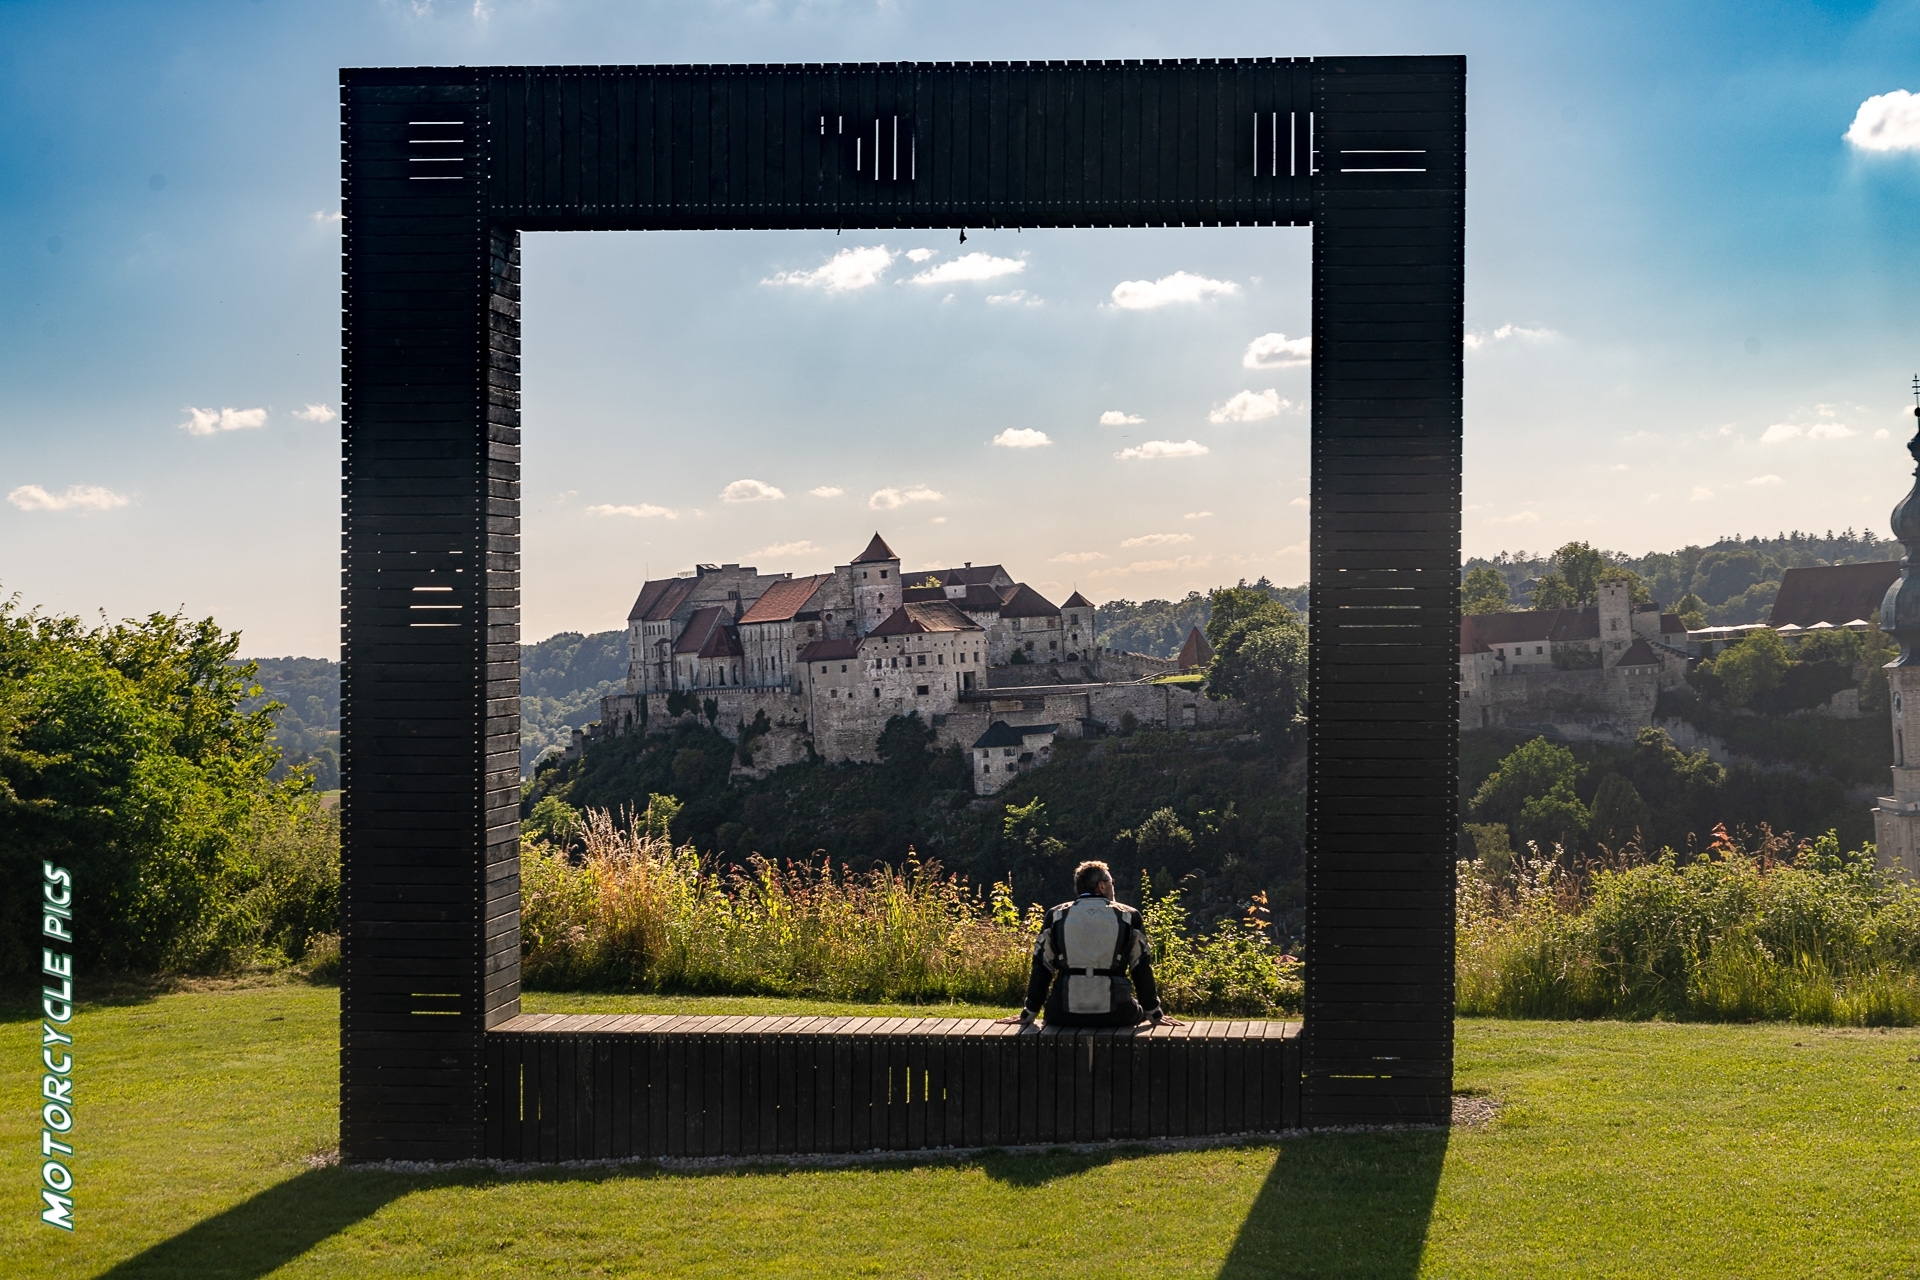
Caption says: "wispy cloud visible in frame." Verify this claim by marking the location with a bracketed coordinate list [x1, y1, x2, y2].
[1747, 474, 1784, 486]
[991, 428, 1051, 449]
[586, 502, 675, 519]
[1691, 486, 1715, 501]
[1091, 553, 1214, 578]
[311, 211, 343, 224]
[1464, 323, 1557, 350]
[292, 403, 336, 423]
[1486, 510, 1539, 524]
[907, 253, 1024, 285]
[1108, 271, 1239, 310]
[8, 483, 130, 512]
[1184, 511, 1212, 520]
[180, 406, 267, 435]
[985, 289, 1041, 306]
[720, 479, 785, 503]
[1121, 533, 1193, 547]
[1846, 90, 1920, 152]
[1051, 551, 1106, 563]
[905, 248, 938, 263]
[763, 246, 896, 291]
[808, 486, 844, 498]
[1100, 410, 1144, 426]
[1762, 421, 1856, 443]
[870, 485, 944, 510]
[1289, 497, 1309, 507]
[757, 540, 819, 557]
[1243, 332, 1311, 368]
[1115, 439, 1208, 460]
[1209, 389, 1288, 423]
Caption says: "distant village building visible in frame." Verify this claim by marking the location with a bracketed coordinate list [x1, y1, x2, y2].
[1459, 580, 1690, 738]
[587, 533, 1244, 791]
[970, 721, 1058, 795]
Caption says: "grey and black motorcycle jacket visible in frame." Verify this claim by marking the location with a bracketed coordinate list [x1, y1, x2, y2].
[1023, 893, 1162, 1027]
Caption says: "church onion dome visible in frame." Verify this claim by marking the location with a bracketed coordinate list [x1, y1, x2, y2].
[851, 532, 900, 564]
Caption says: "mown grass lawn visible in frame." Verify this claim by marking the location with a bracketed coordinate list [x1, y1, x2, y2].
[4, 980, 1919, 1278]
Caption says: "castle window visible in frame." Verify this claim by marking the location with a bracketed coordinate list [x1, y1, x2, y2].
[938, 654, 944, 664]
[841, 664, 848, 673]
[916, 685, 930, 696]
[880, 570, 888, 579]
[1535, 646, 1543, 654]
[917, 655, 926, 666]
[873, 688, 880, 698]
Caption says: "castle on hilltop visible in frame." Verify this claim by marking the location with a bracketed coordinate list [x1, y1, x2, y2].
[584, 533, 1240, 790]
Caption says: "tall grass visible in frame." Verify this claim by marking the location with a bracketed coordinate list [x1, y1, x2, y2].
[520, 807, 1302, 1014]
[1458, 829, 1920, 1025]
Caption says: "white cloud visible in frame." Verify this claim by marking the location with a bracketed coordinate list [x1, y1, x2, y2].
[1100, 410, 1144, 426]
[808, 486, 844, 498]
[1289, 497, 1309, 507]
[586, 502, 675, 519]
[763, 245, 896, 291]
[930, 516, 948, 524]
[1486, 510, 1540, 524]
[1115, 439, 1208, 460]
[1464, 323, 1557, 351]
[292, 403, 336, 423]
[311, 211, 343, 223]
[719, 478, 785, 503]
[1747, 474, 1784, 486]
[1878, 429, 1893, 440]
[1051, 551, 1106, 563]
[985, 289, 1041, 307]
[1121, 533, 1193, 548]
[180, 405, 267, 435]
[991, 428, 1051, 449]
[869, 485, 943, 510]
[1243, 332, 1311, 369]
[1690, 486, 1715, 501]
[8, 483, 130, 512]
[1184, 511, 1212, 520]
[1209, 388, 1288, 424]
[1108, 271, 1239, 310]
[1091, 553, 1214, 578]
[1846, 90, 1920, 152]
[906, 248, 938, 263]
[907, 253, 1024, 285]
[1762, 421, 1856, 443]
[757, 540, 818, 557]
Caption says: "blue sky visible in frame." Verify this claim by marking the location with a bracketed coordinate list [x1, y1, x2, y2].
[4, 0, 1920, 657]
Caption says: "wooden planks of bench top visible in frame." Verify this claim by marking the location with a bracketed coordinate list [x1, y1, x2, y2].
[483, 1015, 1301, 1162]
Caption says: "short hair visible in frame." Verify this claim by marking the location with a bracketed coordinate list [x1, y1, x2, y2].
[1074, 860, 1114, 894]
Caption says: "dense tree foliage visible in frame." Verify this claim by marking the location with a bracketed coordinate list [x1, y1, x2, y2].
[245, 657, 340, 789]
[1461, 566, 1510, 614]
[1097, 578, 1307, 658]
[1464, 528, 1893, 626]
[519, 629, 628, 770]
[1201, 587, 1309, 744]
[1, 600, 333, 974]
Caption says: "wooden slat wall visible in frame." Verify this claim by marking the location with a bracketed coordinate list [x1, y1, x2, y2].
[484, 1017, 1302, 1161]
[340, 55, 1463, 1159]
[341, 77, 518, 1164]
[1304, 56, 1464, 1126]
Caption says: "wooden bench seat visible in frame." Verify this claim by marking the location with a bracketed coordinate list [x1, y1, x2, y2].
[484, 1014, 1302, 1162]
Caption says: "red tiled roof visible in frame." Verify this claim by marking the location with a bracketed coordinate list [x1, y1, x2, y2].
[868, 601, 984, 637]
[1768, 561, 1901, 628]
[1464, 607, 1601, 646]
[674, 606, 727, 655]
[852, 532, 899, 564]
[737, 574, 828, 624]
[1616, 637, 1661, 667]
[798, 638, 859, 662]
[627, 577, 696, 623]
[1177, 627, 1215, 670]
[996, 583, 1059, 619]
[696, 624, 743, 659]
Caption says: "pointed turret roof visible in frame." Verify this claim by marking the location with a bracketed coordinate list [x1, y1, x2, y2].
[1177, 626, 1215, 671]
[1063, 591, 1094, 609]
[852, 532, 899, 564]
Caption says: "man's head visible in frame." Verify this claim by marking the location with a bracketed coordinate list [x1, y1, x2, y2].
[1074, 860, 1114, 899]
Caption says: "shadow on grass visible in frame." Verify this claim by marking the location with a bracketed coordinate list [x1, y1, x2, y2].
[95, 1169, 415, 1280]
[1217, 1128, 1449, 1280]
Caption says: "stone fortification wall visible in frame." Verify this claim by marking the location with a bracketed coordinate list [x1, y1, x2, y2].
[934, 680, 1243, 754]
[1092, 648, 1178, 681]
[1459, 661, 1668, 742]
[599, 689, 809, 744]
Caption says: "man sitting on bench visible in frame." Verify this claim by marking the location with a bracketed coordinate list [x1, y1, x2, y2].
[998, 860, 1179, 1028]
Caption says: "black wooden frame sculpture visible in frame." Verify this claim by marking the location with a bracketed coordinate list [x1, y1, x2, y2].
[339, 57, 1464, 1163]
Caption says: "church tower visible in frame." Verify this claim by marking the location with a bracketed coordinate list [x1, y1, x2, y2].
[1875, 386, 1920, 878]
[850, 532, 901, 637]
